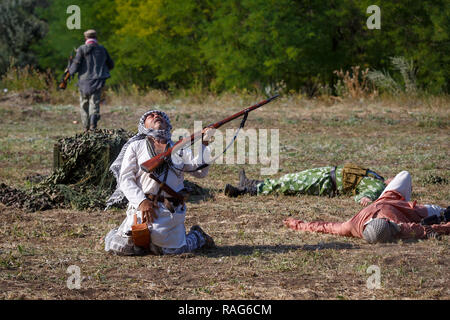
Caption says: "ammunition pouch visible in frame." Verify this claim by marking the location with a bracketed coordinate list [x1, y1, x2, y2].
[342, 163, 370, 195]
[131, 213, 151, 249]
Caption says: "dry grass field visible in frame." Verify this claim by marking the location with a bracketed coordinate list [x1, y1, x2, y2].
[0, 92, 449, 300]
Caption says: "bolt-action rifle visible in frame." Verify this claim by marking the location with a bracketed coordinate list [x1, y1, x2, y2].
[140, 94, 280, 173]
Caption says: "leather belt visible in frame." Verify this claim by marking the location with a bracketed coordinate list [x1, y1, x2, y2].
[329, 166, 338, 197]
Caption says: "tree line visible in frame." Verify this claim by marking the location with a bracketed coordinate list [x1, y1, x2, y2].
[1, 0, 449, 94]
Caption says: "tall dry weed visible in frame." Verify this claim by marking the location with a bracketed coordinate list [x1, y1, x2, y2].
[333, 66, 378, 100]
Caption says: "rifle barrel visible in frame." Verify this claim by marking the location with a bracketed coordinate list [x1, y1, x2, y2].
[208, 94, 279, 129]
[140, 94, 280, 173]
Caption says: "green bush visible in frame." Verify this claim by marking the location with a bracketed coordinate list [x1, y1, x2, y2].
[0, 0, 47, 75]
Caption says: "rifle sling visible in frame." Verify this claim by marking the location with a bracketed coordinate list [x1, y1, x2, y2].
[149, 173, 185, 202]
[170, 111, 249, 173]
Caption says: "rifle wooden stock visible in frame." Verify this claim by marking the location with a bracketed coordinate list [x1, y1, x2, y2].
[58, 72, 70, 90]
[57, 49, 75, 90]
[140, 94, 280, 173]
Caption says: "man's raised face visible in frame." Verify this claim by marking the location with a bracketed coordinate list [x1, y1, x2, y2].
[144, 112, 168, 130]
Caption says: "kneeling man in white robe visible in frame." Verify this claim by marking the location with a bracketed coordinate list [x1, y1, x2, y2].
[104, 109, 215, 255]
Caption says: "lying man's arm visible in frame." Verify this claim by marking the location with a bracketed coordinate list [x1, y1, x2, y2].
[397, 222, 450, 240]
[284, 218, 355, 237]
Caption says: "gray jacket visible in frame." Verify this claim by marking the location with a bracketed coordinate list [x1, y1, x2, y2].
[69, 43, 114, 82]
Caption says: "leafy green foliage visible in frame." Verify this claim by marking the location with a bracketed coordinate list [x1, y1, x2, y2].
[0, 0, 47, 75]
[2, 0, 449, 93]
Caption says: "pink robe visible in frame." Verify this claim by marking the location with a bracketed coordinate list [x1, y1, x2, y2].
[284, 191, 450, 240]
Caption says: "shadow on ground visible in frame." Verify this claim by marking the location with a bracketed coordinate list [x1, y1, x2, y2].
[184, 179, 215, 203]
[194, 241, 358, 258]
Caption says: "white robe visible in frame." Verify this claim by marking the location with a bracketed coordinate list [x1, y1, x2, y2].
[116, 139, 210, 249]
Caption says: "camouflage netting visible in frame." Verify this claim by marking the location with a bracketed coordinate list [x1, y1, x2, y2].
[0, 129, 133, 211]
[0, 129, 209, 212]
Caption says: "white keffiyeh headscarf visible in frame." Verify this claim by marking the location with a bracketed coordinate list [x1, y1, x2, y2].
[105, 110, 172, 209]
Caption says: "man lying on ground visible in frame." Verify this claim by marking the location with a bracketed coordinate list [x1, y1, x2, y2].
[225, 164, 390, 206]
[104, 110, 215, 255]
[283, 171, 450, 243]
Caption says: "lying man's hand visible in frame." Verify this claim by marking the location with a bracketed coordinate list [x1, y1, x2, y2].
[138, 199, 157, 223]
[359, 197, 372, 207]
[283, 218, 303, 230]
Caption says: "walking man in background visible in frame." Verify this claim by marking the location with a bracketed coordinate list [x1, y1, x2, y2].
[68, 29, 114, 131]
